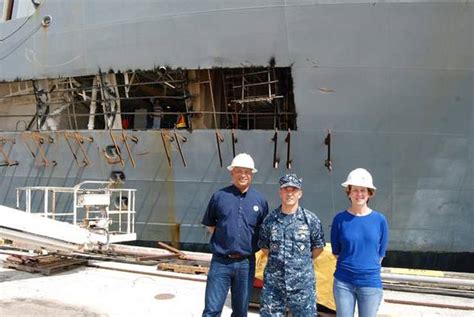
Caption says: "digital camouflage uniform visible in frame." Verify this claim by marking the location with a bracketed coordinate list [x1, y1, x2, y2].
[259, 206, 325, 317]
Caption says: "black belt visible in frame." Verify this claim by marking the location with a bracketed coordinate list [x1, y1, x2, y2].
[227, 253, 249, 259]
[216, 253, 250, 260]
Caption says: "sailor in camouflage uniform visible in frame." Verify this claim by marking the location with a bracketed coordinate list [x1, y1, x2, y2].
[258, 174, 326, 317]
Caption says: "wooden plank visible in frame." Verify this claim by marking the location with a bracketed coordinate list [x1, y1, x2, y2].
[137, 254, 179, 261]
[157, 259, 209, 275]
[3, 255, 87, 276]
[157, 241, 187, 259]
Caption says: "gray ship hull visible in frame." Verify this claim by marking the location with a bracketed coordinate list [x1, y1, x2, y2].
[0, 1, 473, 262]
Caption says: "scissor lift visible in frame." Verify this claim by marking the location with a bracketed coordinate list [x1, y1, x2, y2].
[13, 181, 136, 246]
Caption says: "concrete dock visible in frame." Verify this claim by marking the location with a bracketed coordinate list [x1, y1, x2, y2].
[0, 253, 473, 316]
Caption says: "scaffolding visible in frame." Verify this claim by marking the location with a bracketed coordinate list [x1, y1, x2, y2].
[222, 68, 288, 130]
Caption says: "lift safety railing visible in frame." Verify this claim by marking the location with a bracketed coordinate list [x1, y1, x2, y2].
[15, 181, 136, 243]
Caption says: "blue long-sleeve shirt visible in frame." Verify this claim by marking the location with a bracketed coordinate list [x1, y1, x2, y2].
[331, 210, 389, 288]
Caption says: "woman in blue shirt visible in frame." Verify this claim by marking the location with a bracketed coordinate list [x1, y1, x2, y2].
[331, 168, 389, 317]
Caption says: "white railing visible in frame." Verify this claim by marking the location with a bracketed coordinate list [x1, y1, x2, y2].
[15, 181, 136, 243]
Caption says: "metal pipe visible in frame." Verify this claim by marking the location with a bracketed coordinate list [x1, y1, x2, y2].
[383, 283, 474, 298]
[324, 130, 332, 171]
[108, 130, 124, 167]
[173, 129, 187, 167]
[233, 79, 279, 89]
[225, 70, 271, 78]
[272, 129, 279, 168]
[384, 298, 474, 310]
[69, 78, 79, 130]
[382, 272, 474, 288]
[231, 129, 237, 158]
[63, 133, 80, 166]
[285, 129, 292, 169]
[215, 131, 224, 167]
[0, 110, 296, 119]
[121, 131, 136, 168]
[160, 130, 172, 167]
[31, 132, 56, 166]
[87, 76, 98, 130]
[74, 132, 92, 166]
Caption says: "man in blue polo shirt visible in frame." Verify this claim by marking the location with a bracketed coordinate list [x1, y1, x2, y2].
[202, 153, 269, 317]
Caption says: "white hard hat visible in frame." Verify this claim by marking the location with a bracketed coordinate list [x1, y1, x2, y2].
[341, 168, 376, 190]
[227, 153, 257, 173]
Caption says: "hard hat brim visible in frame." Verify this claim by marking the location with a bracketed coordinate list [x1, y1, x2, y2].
[227, 165, 257, 173]
[341, 181, 376, 190]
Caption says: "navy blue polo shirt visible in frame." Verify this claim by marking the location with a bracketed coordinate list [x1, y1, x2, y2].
[202, 185, 269, 257]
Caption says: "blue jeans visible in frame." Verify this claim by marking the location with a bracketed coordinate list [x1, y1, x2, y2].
[333, 278, 383, 317]
[202, 255, 255, 317]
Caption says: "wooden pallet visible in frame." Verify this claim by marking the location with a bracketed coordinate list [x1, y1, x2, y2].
[157, 259, 209, 275]
[3, 254, 87, 275]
